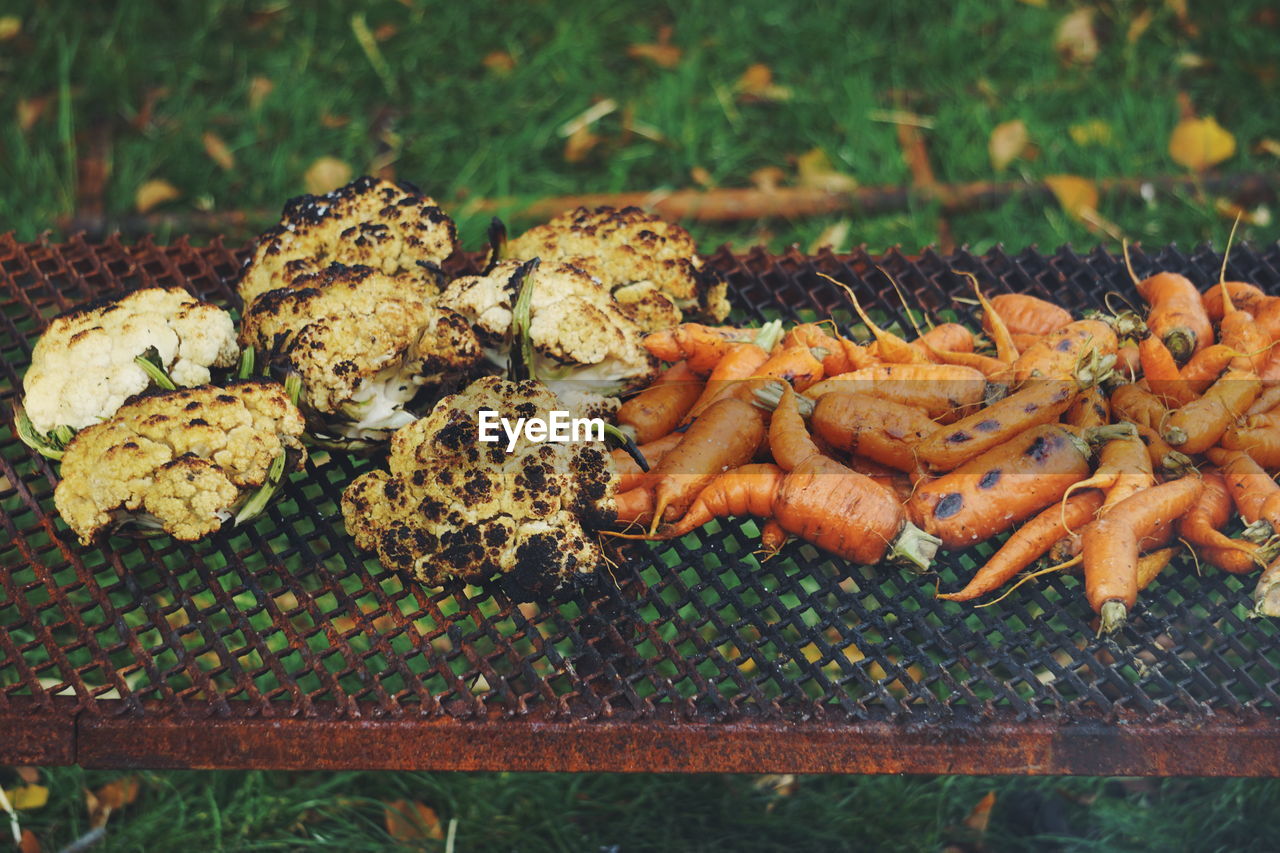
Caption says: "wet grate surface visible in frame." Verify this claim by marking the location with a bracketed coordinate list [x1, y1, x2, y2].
[2, 234, 1280, 770]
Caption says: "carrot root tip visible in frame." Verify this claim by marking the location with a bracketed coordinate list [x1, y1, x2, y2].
[1242, 519, 1276, 546]
[1163, 425, 1189, 447]
[1098, 600, 1129, 635]
[1159, 451, 1195, 478]
[1164, 329, 1196, 364]
[889, 522, 942, 574]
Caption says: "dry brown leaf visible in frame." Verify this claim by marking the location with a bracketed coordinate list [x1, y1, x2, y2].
[16, 768, 39, 785]
[248, 76, 274, 110]
[750, 166, 786, 192]
[202, 132, 235, 172]
[19, 829, 40, 853]
[384, 800, 444, 841]
[1044, 174, 1099, 220]
[320, 112, 350, 129]
[1165, 0, 1199, 36]
[16, 97, 48, 132]
[807, 220, 851, 255]
[988, 120, 1029, 171]
[795, 148, 858, 193]
[690, 166, 714, 188]
[628, 27, 681, 69]
[304, 157, 353, 194]
[1069, 119, 1112, 146]
[1257, 138, 1280, 158]
[1017, 0, 1047, 6]
[736, 63, 793, 103]
[0, 16, 20, 41]
[964, 791, 997, 834]
[131, 86, 170, 132]
[373, 22, 398, 41]
[1127, 8, 1155, 44]
[135, 179, 181, 213]
[563, 124, 600, 163]
[483, 51, 516, 74]
[1169, 116, 1236, 171]
[95, 777, 140, 811]
[5, 785, 49, 810]
[1055, 8, 1099, 66]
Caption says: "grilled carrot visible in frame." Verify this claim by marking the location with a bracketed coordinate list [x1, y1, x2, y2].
[1065, 385, 1110, 429]
[825, 274, 931, 365]
[965, 276, 1019, 363]
[1083, 475, 1205, 633]
[1177, 470, 1263, 560]
[1140, 335, 1195, 407]
[1253, 298, 1280, 344]
[682, 340, 772, 423]
[1137, 547, 1179, 591]
[762, 387, 934, 472]
[767, 383, 823, 471]
[782, 323, 856, 375]
[914, 322, 976, 356]
[937, 489, 1104, 602]
[1009, 319, 1118, 385]
[643, 324, 760, 373]
[1012, 332, 1046, 353]
[1163, 367, 1261, 454]
[1137, 271, 1213, 362]
[649, 397, 767, 531]
[1218, 284, 1275, 376]
[611, 432, 685, 491]
[661, 463, 785, 537]
[984, 293, 1073, 337]
[916, 379, 1078, 471]
[1058, 424, 1146, 516]
[750, 344, 826, 391]
[1247, 384, 1280, 416]
[616, 487, 656, 525]
[845, 454, 916, 503]
[1178, 344, 1237, 395]
[616, 362, 704, 444]
[805, 364, 987, 420]
[906, 424, 1096, 549]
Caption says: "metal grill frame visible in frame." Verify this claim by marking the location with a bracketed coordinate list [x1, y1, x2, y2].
[2, 233, 1279, 775]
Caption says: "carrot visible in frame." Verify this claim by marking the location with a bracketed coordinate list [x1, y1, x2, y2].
[1131, 423, 1194, 477]
[1114, 343, 1141, 381]
[964, 275, 1019, 363]
[1205, 447, 1280, 541]
[1199, 542, 1269, 575]
[906, 424, 1096, 549]
[1162, 367, 1261, 454]
[920, 346, 1011, 380]
[1011, 332, 1045, 353]
[616, 362, 704, 444]
[643, 324, 761, 373]
[915, 379, 1078, 471]
[782, 323, 855, 375]
[1110, 382, 1168, 430]
[1247, 384, 1280, 416]
[845, 455, 915, 503]
[648, 397, 767, 531]
[615, 487, 655, 525]
[1220, 412, 1280, 469]
[1177, 470, 1263, 559]
[1065, 385, 1110, 429]
[914, 322, 975, 356]
[823, 274, 930, 365]
[611, 432, 685, 491]
[1218, 283, 1275, 375]
[1082, 475, 1205, 633]
[1260, 347, 1280, 383]
[984, 293, 1073, 337]
[1179, 343, 1239, 396]
[1254, 555, 1280, 617]
[1136, 547, 1179, 591]
[1136, 271, 1213, 362]
[793, 389, 937, 473]
[661, 463, 785, 538]
[1099, 428, 1156, 513]
[1058, 425, 1146, 517]
[805, 364, 987, 420]
[767, 383, 823, 471]
[937, 489, 1104, 602]
[1253, 298, 1280, 344]
[1203, 281, 1273, 322]
[1139, 335, 1195, 407]
[682, 340, 772, 423]
[759, 519, 789, 556]
[750, 344, 826, 392]
[1009, 319, 1118, 386]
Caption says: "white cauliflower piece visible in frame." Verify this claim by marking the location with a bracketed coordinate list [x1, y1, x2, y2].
[21, 287, 238, 437]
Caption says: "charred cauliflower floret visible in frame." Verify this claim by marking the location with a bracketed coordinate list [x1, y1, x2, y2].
[504, 206, 729, 324]
[342, 376, 618, 596]
[53, 380, 307, 544]
[238, 176, 458, 309]
[439, 260, 657, 397]
[17, 287, 239, 458]
[239, 262, 481, 448]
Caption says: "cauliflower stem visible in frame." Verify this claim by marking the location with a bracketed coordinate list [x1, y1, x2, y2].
[134, 345, 178, 390]
[13, 406, 75, 460]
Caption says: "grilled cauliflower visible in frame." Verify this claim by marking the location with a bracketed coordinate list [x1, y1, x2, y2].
[238, 176, 458, 309]
[18, 287, 239, 456]
[439, 259, 657, 397]
[504, 206, 729, 324]
[53, 380, 307, 544]
[342, 376, 617, 596]
[239, 262, 481, 447]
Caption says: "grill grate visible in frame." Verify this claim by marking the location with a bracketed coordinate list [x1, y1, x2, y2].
[2, 233, 1280, 773]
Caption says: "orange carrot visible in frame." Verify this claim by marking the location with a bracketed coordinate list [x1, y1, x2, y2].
[1177, 470, 1263, 558]
[682, 342, 771, 423]
[1082, 475, 1205, 633]
[1220, 411, 1280, 469]
[914, 322, 975, 356]
[643, 324, 758, 373]
[825, 274, 931, 365]
[1137, 271, 1213, 362]
[767, 383, 822, 472]
[782, 323, 855, 375]
[845, 454, 916, 503]
[615, 487, 655, 525]
[1115, 343, 1142, 381]
[967, 276, 1019, 363]
[1136, 547, 1179, 591]
[1163, 367, 1261, 454]
[750, 344, 826, 392]
[1202, 281, 1271, 322]
[1218, 283, 1275, 375]
[1065, 385, 1110, 429]
[1009, 319, 1118, 385]
[611, 432, 686, 491]
[805, 390, 937, 473]
[984, 293, 1073, 337]
[661, 463, 785, 537]
[1110, 383, 1168, 430]
[805, 364, 987, 420]
[1253, 298, 1280, 344]
[1247, 384, 1280, 416]
[1058, 425, 1147, 517]
[906, 424, 1095, 549]
[1206, 447, 1280, 537]
[916, 379, 1078, 471]
[1139, 335, 1195, 407]
[919, 345, 1010, 379]
[1099, 428, 1156, 514]
[616, 362, 705, 444]
[1131, 423, 1193, 477]
[937, 489, 1104, 602]
[649, 397, 766, 531]
[1012, 332, 1046, 353]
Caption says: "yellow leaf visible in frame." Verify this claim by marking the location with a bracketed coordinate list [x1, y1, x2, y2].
[1169, 116, 1236, 171]
[690, 166, 714, 188]
[304, 157, 353, 194]
[6, 785, 49, 810]
[1257, 138, 1280, 158]
[1017, 0, 1047, 6]
[1055, 8, 1099, 66]
[134, 179, 181, 213]
[16, 96, 48, 132]
[1044, 174, 1099, 220]
[202, 132, 235, 171]
[1069, 119, 1112, 146]
[384, 800, 444, 841]
[795, 148, 858, 193]
[483, 51, 516, 74]
[964, 791, 997, 834]
[807, 220, 851, 255]
[563, 124, 600, 163]
[0, 16, 20, 41]
[627, 42, 681, 68]
[248, 76, 274, 110]
[1128, 9, 1155, 44]
[750, 166, 786, 192]
[736, 63, 793, 103]
[988, 119, 1029, 171]
[95, 777, 140, 810]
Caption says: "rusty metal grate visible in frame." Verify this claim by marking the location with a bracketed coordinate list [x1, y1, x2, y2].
[3, 233, 1280, 774]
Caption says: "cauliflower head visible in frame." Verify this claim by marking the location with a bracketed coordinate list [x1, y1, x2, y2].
[239, 262, 481, 446]
[439, 259, 657, 396]
[505, 206, 729, 324]
[21, 287, 239, 438]
[54, 380, 307, 544]
[342, 376, 618, 595]
[238, 176, 458, 309]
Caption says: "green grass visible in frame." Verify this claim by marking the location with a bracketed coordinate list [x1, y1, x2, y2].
[4, 0, 1280, 849]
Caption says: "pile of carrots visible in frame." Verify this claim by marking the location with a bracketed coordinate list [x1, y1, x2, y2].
[607, 258, 1280, 633]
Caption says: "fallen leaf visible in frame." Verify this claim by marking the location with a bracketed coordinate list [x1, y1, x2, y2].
[1257, 138, 1280, 158]
[17, 97, 48, 132]
[19, 829, 40, 853]
[320, 112, 350, 129]
[563, 124, 600, 163]
[1165, 0, 1200, 36]
[750, 166, 786, 192]
[1055, 8, 1099, 66]
[131, 86, 170, 132]
[988, 119, 1029, 171]
[753, 773, 798, 796]
[1175, 52, 1210, 70]
[135, 179, 181, 213]
[0, 16, 20, 41]
[384, 800, 445, 841]
[1169, 116, 1236, 171]
[248, 76, 274, 110]
[690, 166, 714, 188]
[1069, 119, 1112, 146]
[16, 768, 39, 785]
[202, 131, 235, 171]
[628, 26, 681, 68]
[795, 148, 858, 193]
[964, 791, 997, 834]
[1044, 174, 1099, 220]
[1017, 0, 1047, 6]
[483, 51, 516, 74]
[736, 63, 793, 103]
[373, 22, 398, 41]
[807, 220, 851, 254]
[94, 777, 140, 811]
[1127, 9, 1155, 44]
[1215, 199, 1271, 227]
[304, 157, 353, 194]
[5, 785, 49, 810]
